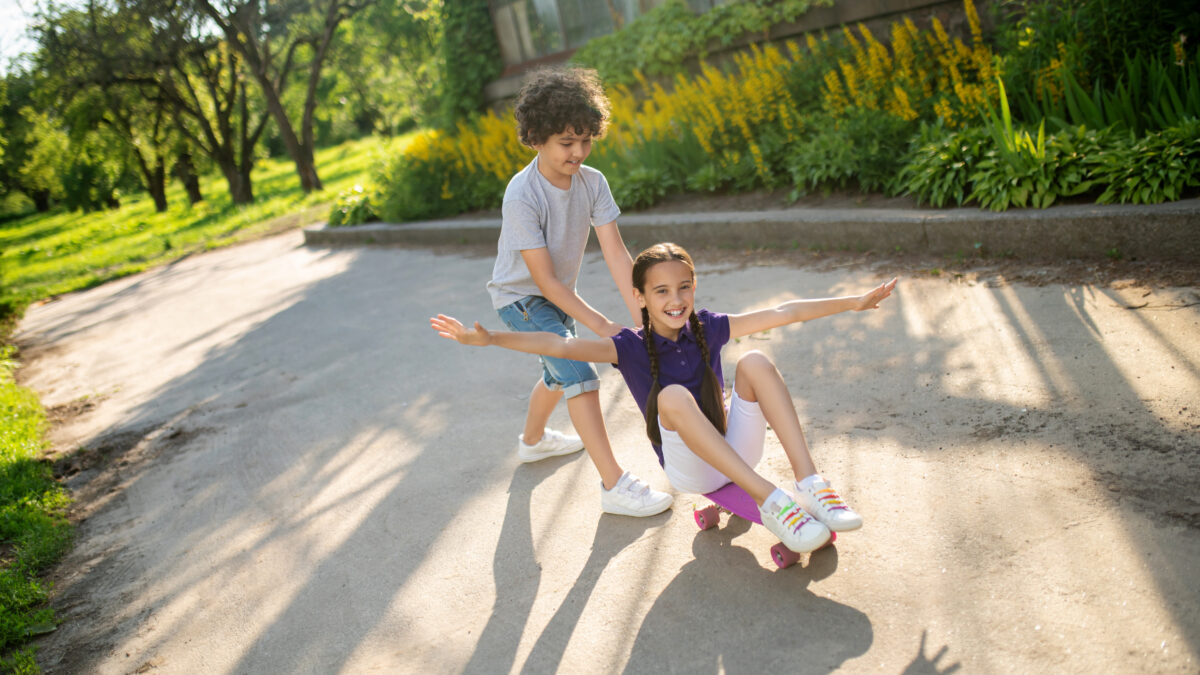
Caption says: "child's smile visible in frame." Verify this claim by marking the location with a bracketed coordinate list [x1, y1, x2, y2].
[637, 260, 696, 341]
[533, 128, 593, 189]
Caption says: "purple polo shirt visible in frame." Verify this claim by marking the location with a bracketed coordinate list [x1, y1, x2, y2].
[610, 309, 731, 465]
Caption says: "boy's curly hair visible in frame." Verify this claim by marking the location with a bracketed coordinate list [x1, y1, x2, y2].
[514, 67, 610, 147]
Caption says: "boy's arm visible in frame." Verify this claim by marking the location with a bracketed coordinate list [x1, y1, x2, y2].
[594, 221, 641, 328]
[521, 247, 623, 337]
[727, 278, 897, 339]
[430, 314, 619, 363]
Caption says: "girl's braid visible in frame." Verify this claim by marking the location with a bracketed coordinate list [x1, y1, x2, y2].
[689, 311, 728, 437]
[641, 307, 664, 445]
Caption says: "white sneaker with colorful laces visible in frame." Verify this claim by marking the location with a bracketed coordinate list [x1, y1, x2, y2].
[758, 488, 830, 553]
[794, 475, 863, 532]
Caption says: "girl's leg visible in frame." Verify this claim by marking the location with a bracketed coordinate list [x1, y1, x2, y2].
[660, 384, 830, 552]
[732, 351, 816, 481]
[522, 379, 563, 445]
[734, 351, 863, 532]
[657, 385, 775, 504]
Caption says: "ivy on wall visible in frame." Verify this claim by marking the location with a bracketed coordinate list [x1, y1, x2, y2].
[438, 0, 503, 127]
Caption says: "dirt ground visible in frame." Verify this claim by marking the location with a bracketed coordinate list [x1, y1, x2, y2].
[14, 224, 1200, 673]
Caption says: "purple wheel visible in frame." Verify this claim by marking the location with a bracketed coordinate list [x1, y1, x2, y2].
[694, 505, 720, 530]
[770, 543, 800, 569]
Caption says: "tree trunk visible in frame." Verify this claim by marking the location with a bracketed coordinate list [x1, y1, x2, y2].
[31, 190, 52, 212]
[148, 168, 168, 212]
[144, 159, 169, 213]
[175, 150, 203, 205]
[216, 151, 253, 205]
[257, 78, 322, 193]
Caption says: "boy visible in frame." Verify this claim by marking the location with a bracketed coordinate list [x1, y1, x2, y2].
[486, 67, 672, 517]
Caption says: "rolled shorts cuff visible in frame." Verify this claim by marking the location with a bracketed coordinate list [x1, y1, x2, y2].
[498, 296, 601, 398]
[556, 378, 600, 400]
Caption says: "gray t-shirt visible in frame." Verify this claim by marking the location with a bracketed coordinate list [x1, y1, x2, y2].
[487, 156, 621, 310]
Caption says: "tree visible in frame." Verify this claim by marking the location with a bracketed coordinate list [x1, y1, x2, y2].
[323, 0, 442, 137]
[33, 2, 180, 211]
[195, 0, 374, 194]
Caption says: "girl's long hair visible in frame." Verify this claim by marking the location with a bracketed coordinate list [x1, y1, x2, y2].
[633, 243, 727, 445]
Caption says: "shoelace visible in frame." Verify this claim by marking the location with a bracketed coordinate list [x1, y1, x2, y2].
[776, 500, 815, 534]
[812, 487, 848, 513]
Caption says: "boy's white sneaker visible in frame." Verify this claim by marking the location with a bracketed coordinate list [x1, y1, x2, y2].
[759, 488, 831, 553]
[518, 428, 584, 463]
[794, 475, 863, 532]
[601, 471, 673, 517]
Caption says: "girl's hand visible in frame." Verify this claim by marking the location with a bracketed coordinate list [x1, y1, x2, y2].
[854, 278, 898, 311]
[430, 314, 492, 346]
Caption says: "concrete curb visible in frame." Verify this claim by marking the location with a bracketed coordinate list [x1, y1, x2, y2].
[303, 198, 1200, 261]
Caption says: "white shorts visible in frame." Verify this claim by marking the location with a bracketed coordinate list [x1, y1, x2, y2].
[659, 390, 767, 494]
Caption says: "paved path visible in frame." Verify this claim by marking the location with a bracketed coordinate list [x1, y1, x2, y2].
[16, 230, 1200, 673]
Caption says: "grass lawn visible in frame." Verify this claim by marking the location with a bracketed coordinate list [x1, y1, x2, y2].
[0, 134, 406, 306]
[0, 346, 71, 673]
[0, 132, 409, 672]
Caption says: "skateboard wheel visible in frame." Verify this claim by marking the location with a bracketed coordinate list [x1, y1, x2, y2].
[694, 505, 720, 530]
[829, 532, 838, 545]
[770, 543, 800, 569]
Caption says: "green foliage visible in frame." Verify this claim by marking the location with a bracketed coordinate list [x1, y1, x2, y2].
[1017, 50, 1200, 136]
[0, 648, 39, 674]
[571, 0, 833, 87]
[327, 185, 380, 227]
[322, 1, 442, 137]
[788, 109, 915, 195]
[894, 122, 991, 207]
[1095, 119, 1200, 204]
[611, 165, 668, 210]
[968, 124, 1107, 210]
[437, 0, 502, 127]
[996, 0, 1200, 107]
[0, 344, 73, 662]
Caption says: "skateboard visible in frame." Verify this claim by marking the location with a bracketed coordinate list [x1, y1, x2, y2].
[693, 481, 836, 569]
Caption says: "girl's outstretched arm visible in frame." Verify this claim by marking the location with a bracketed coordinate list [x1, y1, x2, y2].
[429, 314, 619, 363]
[728, 277, 897, 339]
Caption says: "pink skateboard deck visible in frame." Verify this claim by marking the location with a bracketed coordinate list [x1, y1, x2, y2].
[693, 481, 836, 569]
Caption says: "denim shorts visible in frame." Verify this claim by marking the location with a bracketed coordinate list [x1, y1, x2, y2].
[497, 296, 600, 399]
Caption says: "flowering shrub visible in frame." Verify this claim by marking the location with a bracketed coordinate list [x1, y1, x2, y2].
[820, 2, 997, 127]
[369, 0, 1197, 221]
[328, 185, 380, 227]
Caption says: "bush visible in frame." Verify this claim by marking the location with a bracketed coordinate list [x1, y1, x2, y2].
[968, 123, 1108, 210]
[1095, 119, 1200, 204]
[994, 0, 1200, 115]
[327, 185, 379, 227]
[789, 109, 916, 195]
[893, 122, 991, 207]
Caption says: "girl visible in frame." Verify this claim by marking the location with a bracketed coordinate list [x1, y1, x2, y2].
[431, 243, 896, 554]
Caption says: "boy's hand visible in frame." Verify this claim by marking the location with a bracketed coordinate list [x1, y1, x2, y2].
[853, 278, 898, 311]
[597, 319, 623, 338]
[430, 314, 492, 346]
